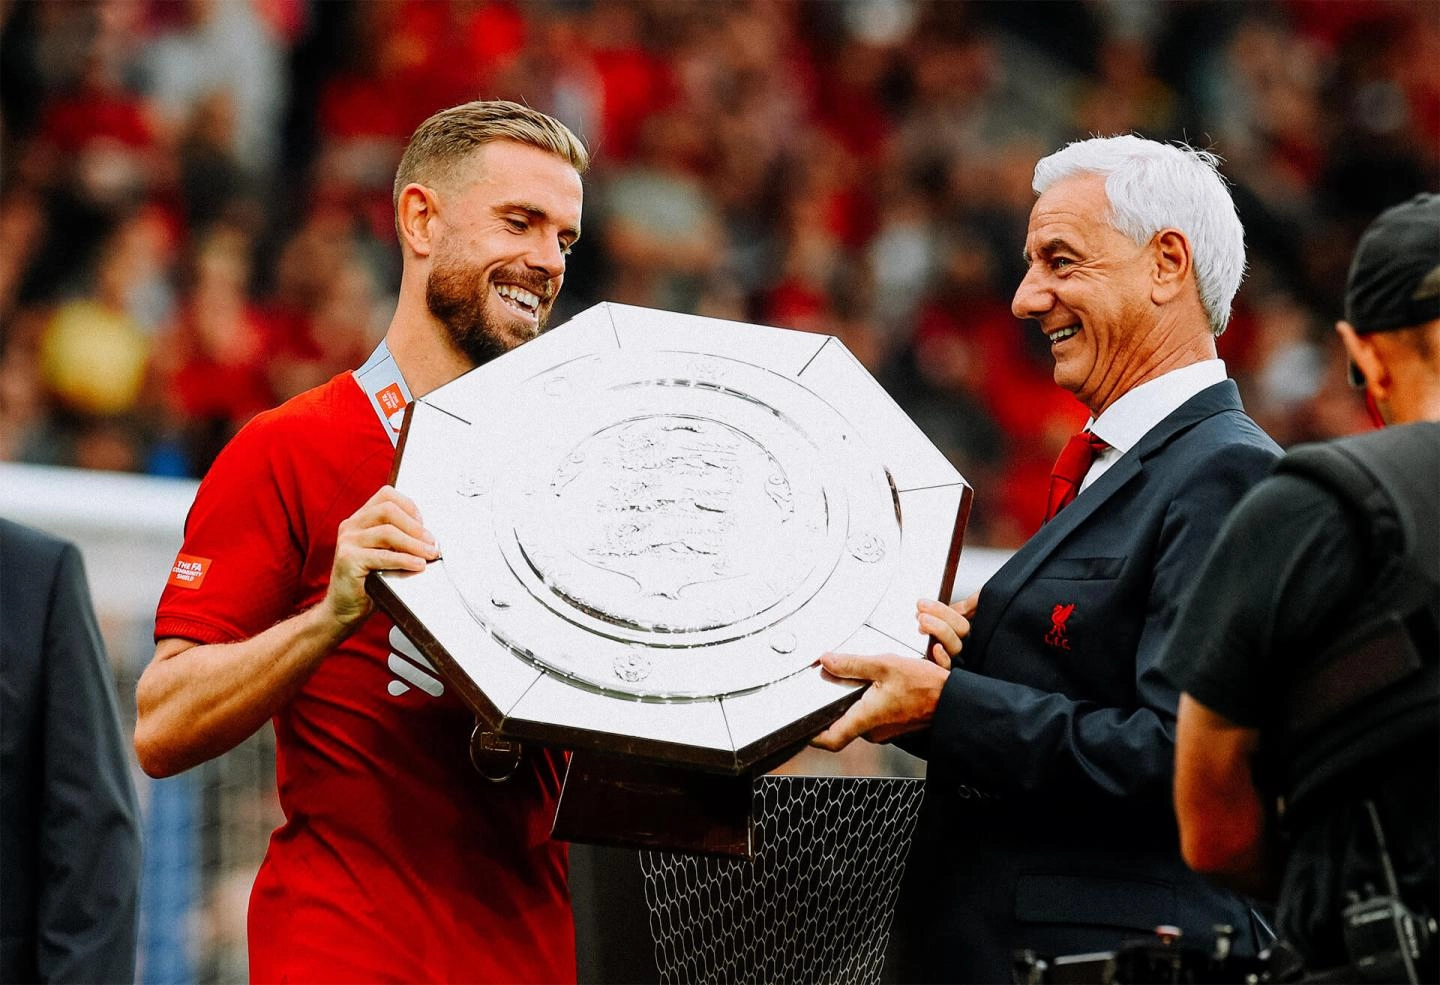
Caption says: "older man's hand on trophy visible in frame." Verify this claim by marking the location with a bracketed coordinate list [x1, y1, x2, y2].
[809, 651, 949, 751]
[915, 591, 977, 669]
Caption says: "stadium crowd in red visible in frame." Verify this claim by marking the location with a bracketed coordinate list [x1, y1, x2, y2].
[2, 0, 1436, 547]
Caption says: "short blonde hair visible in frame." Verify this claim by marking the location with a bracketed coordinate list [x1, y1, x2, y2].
[392, 99, 589, 214]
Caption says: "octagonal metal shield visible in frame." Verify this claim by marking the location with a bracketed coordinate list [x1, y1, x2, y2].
[370, 302, 971, 775]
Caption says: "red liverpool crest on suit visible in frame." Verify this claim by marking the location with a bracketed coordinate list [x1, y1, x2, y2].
[1045, 603, 1076, 649]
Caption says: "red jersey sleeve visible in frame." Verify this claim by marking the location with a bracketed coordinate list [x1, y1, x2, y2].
[155, 405, 310, 646]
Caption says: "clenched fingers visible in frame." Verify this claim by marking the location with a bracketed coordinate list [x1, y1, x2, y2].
[338, 488, 438, 566]
[327, 487, 440, 628]
[916, 598, 970, 668]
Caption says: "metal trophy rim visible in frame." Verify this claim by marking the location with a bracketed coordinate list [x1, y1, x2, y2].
[368, 302, 972, 778]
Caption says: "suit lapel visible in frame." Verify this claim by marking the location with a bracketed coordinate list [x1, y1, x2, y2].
[966, 381, 1243, 668]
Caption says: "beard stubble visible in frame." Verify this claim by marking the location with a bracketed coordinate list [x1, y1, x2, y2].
[425, 253, 549, 368]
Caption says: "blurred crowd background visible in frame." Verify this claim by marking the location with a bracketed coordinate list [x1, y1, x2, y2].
[2, 0, 1438, 549]
[1, 3, 1436, 979]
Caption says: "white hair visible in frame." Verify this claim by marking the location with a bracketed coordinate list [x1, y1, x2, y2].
[1032, 135, 1246, 335]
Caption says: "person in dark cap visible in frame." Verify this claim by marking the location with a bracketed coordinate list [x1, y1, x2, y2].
[1337, 193, 1440, 426]
[1162, 193, 1439, 983]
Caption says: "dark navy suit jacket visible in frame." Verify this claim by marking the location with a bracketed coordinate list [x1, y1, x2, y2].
[1, 520, 141, 983]
[890, 380, 1281, 983]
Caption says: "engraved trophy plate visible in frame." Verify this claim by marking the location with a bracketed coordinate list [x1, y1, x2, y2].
[370, 303, 972, 779]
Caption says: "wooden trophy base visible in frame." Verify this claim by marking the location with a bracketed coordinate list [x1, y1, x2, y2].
[551, 751, 755, 858]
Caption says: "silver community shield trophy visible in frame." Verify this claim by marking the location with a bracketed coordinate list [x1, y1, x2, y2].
[368, 302, 972, 856]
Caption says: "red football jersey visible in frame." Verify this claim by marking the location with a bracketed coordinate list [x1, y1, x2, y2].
[156, 373, 575, 983]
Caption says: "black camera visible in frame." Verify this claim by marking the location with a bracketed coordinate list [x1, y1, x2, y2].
[1339, 893, 1434, 984]
[1012, 925, 1266, 984]
[1011, 901, 1437, 985]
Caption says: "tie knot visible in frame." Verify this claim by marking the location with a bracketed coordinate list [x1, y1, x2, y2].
[1043, 430, 1110, 523]
[1076, 429, 1109, 452]
[1056, 429, 1108, 471]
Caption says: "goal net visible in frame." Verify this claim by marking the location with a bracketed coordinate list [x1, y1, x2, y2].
[640, 775, 925, 985]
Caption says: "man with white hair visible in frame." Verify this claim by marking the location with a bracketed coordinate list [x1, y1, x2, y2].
[815, 135, 1279, 981]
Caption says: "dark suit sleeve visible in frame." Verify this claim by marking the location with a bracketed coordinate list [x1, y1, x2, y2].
[929, 440, 1278, 803]
[37, 543, 142, 983]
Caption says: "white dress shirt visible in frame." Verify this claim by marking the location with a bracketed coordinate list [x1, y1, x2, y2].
[1079, 359, 1229, 493]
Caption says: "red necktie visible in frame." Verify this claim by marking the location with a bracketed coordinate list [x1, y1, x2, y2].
[1043, 430, 1109, 523]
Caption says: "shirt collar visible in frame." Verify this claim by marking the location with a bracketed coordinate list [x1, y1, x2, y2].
[1088, 359, 1228, 453]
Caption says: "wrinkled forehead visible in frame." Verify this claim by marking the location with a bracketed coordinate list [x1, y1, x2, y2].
[1029, 173, 1111, 229]
[1024, 174, 1117, 255]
